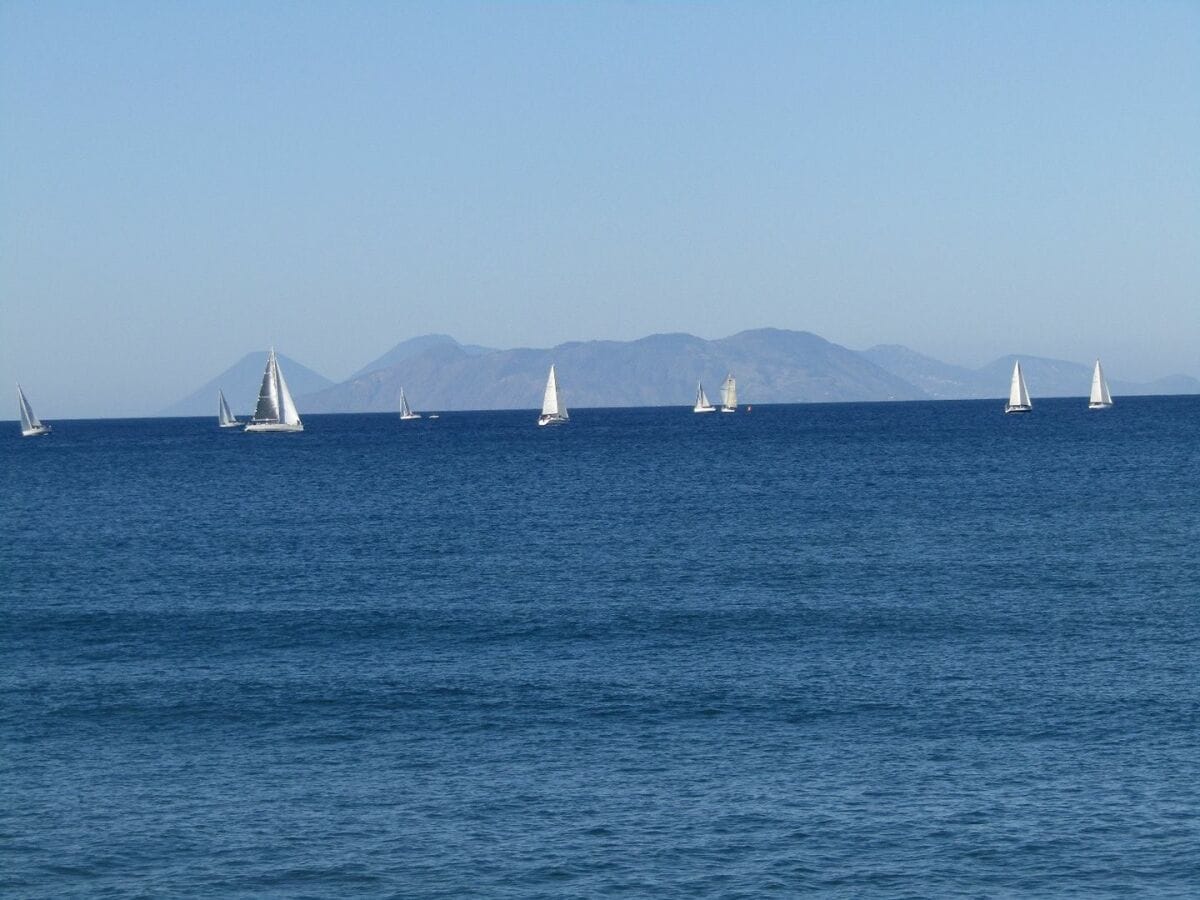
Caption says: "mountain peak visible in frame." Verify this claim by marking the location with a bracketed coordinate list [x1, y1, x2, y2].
[350, 334, 495, 380]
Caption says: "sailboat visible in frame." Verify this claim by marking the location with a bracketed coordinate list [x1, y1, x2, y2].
[16, 384, 50, 437]
[245, 349, 304, 432]
[693, 380, 715, 413]
[217, 389, 240, 428]
[399, 388, 422, 420]
[1088, 359, 1113, 410]
[1004, 360, 1032, 414]
[720, 374, 737, 413]
[537, 365, 569, 426]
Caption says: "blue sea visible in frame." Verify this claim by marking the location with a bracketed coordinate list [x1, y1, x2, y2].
[3, 397, 1199, 897]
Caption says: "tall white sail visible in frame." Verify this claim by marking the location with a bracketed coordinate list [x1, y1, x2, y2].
[218, 389, 239, 427]
[399, 388, 421, 420]
[538, 365, 568, 425]
[720, 374, 737, 412]
[1089, 359, 1113, 409]
[276, 361, 301, 426]
[17, 384, 49, 437]
[542, 366, 560, 417]
[1005, 361, 1032, 413]
[245, 350, 304, 432]
[694, 381, 715, 413]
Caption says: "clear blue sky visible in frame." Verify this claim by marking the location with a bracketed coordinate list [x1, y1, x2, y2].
[2, 1, 1197, 416]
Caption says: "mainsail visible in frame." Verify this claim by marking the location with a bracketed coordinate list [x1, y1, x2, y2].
[720, 374, 737, 412]
[17, 385, 41, 432]
[399, 388, 421, 420]
[544, 367, 561, 420]
[253, 355, 281, 423]
[218, 389, 238, 427]
[246, 349, 303, 431]
[1089, 359, 1113, 408]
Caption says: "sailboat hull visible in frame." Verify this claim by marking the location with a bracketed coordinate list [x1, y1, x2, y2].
[219, 421, 241, 429]
[244, 422, 304, 433]
[538, 414, 568, 427]
[693, 406, 715, 413]
[21, 425, 51, 437]
[1004, 405, 1032, 414]
[400, 413, 422, 421]
[1088, 402, 1113, 410]
[720, 407, 736, 413]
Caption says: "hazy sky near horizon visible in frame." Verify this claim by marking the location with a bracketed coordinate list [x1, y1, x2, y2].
[2, 1, 1197, 416]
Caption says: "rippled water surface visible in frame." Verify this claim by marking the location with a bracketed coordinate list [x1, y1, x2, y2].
[3, 398, 1199, 897]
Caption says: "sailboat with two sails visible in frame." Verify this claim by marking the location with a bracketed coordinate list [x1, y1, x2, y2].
[1089, 360, 1113, 410]
[217, 389, 240, 428]
[245, 349, 304, 432]
[693, 380, 715, 413]
[16, 384, 51, 437]
[1004, 361, 1033, 414]
[720, 374, 737, 413]
[399, 388, 422, 420]
[538, 365, 569, 426]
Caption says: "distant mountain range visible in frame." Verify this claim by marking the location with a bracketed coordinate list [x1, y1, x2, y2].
[162, 330, 1200, 416]
[298, 329, 925, 414]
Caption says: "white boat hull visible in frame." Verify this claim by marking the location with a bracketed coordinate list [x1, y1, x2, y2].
[21, 425, 51, 437]
[720, 407, 736, 413]
[1004, 405, 1032, 414]
[400, 413, 422, 420]
[693, 406, 715, 413]
[245, 422, 304, 432]
[1088, 402, 1112, 410]
[219, 421, 241, 428]
[538, 414, 568, 427]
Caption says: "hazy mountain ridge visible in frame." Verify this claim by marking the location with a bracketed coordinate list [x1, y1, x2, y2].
[298, 328, 926, 413]
[349, 334, 496, 381]
[870, 347, 1200, 400]
[165, 331, 1200, 417]
[860, 345, 986, 399]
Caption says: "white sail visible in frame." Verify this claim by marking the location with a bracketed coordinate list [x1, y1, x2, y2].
[542, 366, 560, 417]
[276, 361, 301, 426]
[399, 388, 421, 420]
[1008, 362, 1022, 407]
[1016, 365, 1031, 408]
[720, 374, 737, 412]
[694, 381, 715, 413]
[246, 350, 303, 432]
[218, 389, 239, 427]
[1089, 359, 1113, 408]
[18, 385, 38, 430]
[1005, 361, 1032, 413]
[538, 365, 568, 425]
[17, 384, 49, 436]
